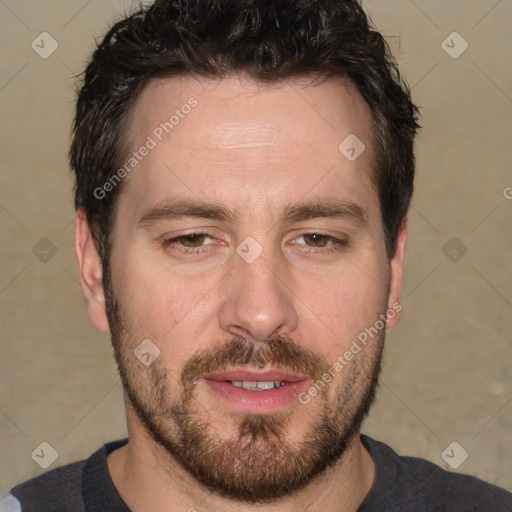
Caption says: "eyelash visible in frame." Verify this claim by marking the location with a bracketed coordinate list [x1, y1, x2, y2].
[162, 231, 347, 256]
[293, 233, 348, 254]
[162, 231, 216, 255]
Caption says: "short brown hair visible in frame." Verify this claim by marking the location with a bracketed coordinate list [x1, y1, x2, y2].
[70, 0, 420, 263]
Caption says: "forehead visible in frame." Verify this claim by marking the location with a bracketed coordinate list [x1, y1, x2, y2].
[129, 73, 374, 149]
[119, 73, 378, 223]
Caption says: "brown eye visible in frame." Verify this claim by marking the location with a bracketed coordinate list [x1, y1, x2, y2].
[302, 233, 331, 247]
[178, 233, 209, 247]
[162, 231, 217, 255]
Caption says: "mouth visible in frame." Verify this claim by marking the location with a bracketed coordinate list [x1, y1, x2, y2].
[226, 380, 285, 391]
[200, 368, 310, 413]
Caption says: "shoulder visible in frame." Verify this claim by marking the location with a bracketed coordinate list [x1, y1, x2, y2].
[7, 439, 128, 512]
[361, 435, 512, 511]
[8, 459, 86, 512]
[398, 453, 512, 510]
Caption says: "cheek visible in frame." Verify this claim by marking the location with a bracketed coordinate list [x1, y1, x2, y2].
[111, 246, 220, 350]
[297, 258, 389, 357]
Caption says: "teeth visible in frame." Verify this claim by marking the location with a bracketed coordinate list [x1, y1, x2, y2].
[230, 381, 284, 391]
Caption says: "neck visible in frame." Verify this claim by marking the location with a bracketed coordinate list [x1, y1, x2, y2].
[107, 407, 375, 512]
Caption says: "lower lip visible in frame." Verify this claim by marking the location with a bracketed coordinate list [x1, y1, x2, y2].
[202, 379, 310, 414]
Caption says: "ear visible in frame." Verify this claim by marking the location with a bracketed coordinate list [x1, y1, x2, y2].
[74, 209, 110, 332]
[386, 218, 407, 329]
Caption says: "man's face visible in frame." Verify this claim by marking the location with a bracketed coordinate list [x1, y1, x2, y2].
[87, 75, 404, 502]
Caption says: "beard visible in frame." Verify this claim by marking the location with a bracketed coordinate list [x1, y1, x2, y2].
[103, 268, 386, 503]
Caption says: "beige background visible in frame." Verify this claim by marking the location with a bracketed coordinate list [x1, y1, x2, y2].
[1, 0, 511, 499]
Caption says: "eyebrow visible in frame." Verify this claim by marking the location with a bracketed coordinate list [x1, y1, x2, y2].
[137, 197, 368, 228]
[138, 199, 233, 226]
[281, 199, 367, 227]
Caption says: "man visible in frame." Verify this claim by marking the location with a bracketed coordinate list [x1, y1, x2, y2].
[6, 0, 511, 511]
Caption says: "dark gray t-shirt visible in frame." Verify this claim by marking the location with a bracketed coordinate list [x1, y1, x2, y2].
[6, 435, 512, 511]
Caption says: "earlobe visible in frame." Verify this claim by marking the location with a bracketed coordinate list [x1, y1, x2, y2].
[386, 218, 407, 329]
[74, 209, 110, 332]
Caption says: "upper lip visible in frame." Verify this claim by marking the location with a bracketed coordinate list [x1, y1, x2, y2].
[203, 368, 309, 383]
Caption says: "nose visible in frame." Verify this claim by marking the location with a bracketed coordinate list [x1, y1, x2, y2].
[218, 246, 299, 342]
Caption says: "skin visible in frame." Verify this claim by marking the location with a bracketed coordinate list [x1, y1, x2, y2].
[74, 73, 407, 512]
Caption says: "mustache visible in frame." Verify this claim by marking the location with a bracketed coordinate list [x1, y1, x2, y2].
[180, 335, 332, 393]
